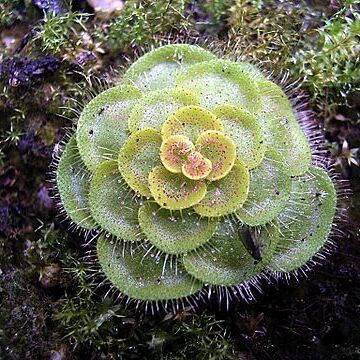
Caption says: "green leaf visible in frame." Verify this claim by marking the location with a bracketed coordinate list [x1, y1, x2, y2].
[236, 61, 267, 81]
[175, 59, 260, 112]
[56, 135, 97, 229]
[195, 130, 237, 181]
[97, 235, 203, 301]
[193, 160, 250, 217]
[183, 219, 265, 286]
[266, 166, 337, 273]
[118, 128, 162, 197]
[236, 152, 291, 226]
[123, 44, 217, 92]
[160, 134, 194, 174]
[148, 165, 207, 211]
[76, 85, 141, 172]
[161, 105, 224, 143]
[89, 161, 142, 241]
[256, 80, 311, 176]
[138, 202, 218, 254]
[213, 104, 266, 169]
[182, 151, 213, 180]
[128, 88, 200, 133]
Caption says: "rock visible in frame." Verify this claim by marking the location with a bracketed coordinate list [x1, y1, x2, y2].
[40, 263, 61, 289]
[0, 56, 61, 88]
[33, 0, 66, 14]
[87, 0, 124, 18]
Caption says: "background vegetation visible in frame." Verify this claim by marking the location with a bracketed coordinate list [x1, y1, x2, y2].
[0, 0, 359, 359]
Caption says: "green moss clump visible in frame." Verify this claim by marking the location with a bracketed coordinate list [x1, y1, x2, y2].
[0, 0, 26, 28]
[106, 0, 191, 50]
[290, 1, 360, 105]
[227, 0, 359, 110]
[34, 10, 90, 54]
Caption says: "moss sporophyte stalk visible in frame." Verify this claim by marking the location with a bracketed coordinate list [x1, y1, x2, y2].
[55, 44, 338, 305]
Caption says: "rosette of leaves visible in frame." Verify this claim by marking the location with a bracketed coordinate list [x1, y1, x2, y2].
[56, 44, 337, 305]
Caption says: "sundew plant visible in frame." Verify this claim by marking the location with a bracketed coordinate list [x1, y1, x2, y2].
[54, 44, 339, 309]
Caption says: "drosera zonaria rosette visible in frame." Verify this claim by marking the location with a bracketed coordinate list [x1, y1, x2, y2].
[54, 43, 342, 308]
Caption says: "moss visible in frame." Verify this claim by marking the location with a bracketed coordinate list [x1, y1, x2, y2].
[55, 254, 235, 357]
[0, 266, 63, 358]
[105, 0, 191, 51]
[0, 0, 25, 28]
[227, 0, 323, 67]
[227, 0, 359, 111]
[33, 10, 90, 54]
[201, 0, 234, 26]
[159, 313, 235, 359]
[290, 0, 360, 106]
